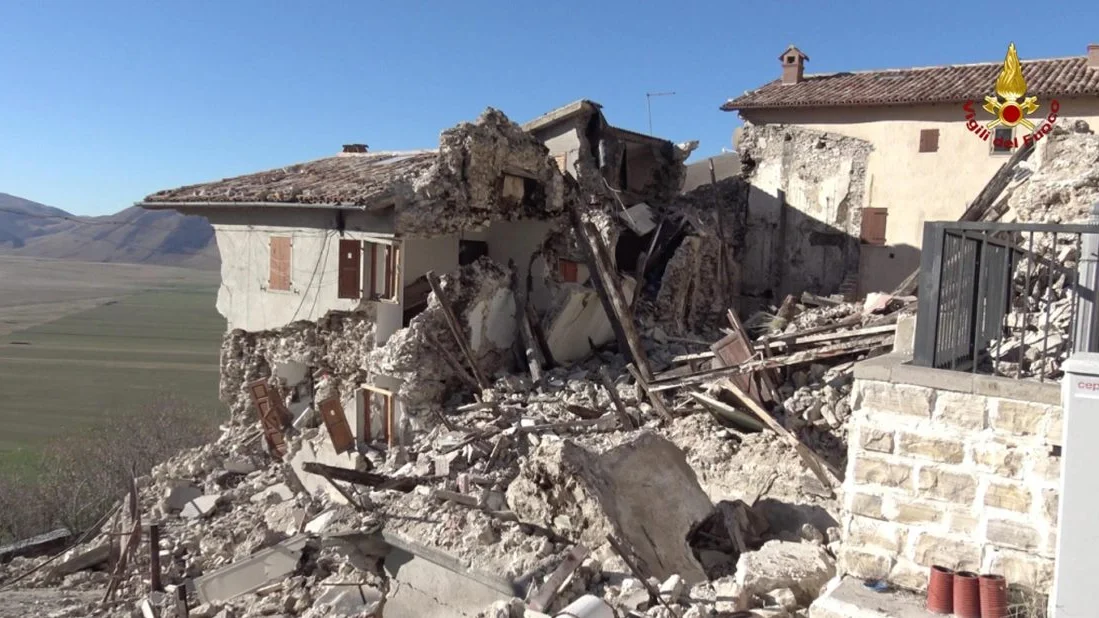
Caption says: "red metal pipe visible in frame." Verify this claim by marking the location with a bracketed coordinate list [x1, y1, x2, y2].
[954, 571, 981, 618]
[979, 573, 1008, 618]
[926, 565, 954, 614]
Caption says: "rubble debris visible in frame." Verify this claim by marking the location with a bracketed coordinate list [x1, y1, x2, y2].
[192, 534, 315, 604]
[179, 495, 219, 520]
[734, 540, 836, 607]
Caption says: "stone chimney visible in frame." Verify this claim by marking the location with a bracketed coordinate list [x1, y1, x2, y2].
[342, 144, 369, 153]
[1088, 44, 1099, 68]
[780, 45, 809, 85]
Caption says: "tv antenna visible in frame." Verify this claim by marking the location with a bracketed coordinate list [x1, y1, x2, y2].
[646, 91, 676, 135]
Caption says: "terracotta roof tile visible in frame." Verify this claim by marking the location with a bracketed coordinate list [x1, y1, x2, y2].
[141, 150, 437, 207]
[722, 56, 1099, 111]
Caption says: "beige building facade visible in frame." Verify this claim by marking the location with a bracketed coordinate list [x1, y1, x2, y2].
[724, 44, 1099, 294]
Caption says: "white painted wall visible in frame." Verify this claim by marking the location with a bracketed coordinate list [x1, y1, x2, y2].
[403, 236, 460, 282]
[202, 208, 395, 332]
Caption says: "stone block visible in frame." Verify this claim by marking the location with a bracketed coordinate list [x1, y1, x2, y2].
[948, 510, 979, 535]
[892, 363, 975, 393]
[897, 432, 965, 464]
[1042, 488, 1060, 525]
[847, 516, 906, 554]
[857, 382, 934, 418]
[181, 495, 220, 520]
[917, 467, 977, 504]
[986, 519, 1041, 552]
[1045, 410, 1064, 446]
[973, 375, 1060, 405]
[984, 481, 1032, 513]
[1031, 453, 1062, 483]
[990, 400, 1051, 437]
[838, 548, 894, 581]
[852, 456, 913, 490]
[857, 427, 895, 453]
[885, 497, 944, 526]
[932, 391, 986, 431]
[972, 440, 1024, 479]
[912, 532, 981, 571]
[985, 548, 1055, 593]
[734, 540, 836, 603]
[889, 558, 930, 592]
[848, 493, 883, 519]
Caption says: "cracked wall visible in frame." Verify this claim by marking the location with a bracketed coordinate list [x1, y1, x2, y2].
[737, 122, 871, 300]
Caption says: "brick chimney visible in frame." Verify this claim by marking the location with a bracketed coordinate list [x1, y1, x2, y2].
[342, 144, 368, 153]
[780, 45, 809, 85]
[1088, 44, 1099, 68]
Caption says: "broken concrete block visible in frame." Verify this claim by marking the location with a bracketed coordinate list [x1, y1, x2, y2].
[181, 495, 220, 519]
[312, 582, 382, 615]
[507, 431, 712, 584]
[140, 591, 167, 618]
[619, 202, 657, 236]
[660, 574, 686, 603]
[164, 483, 203, 512]
[543, 282, 633, 364]
[558, 595, 615, 617]
[712, 576, 745, 613]
[735, 540, 836, 605]
[764, 587, 800, 611]
[193, 534, 313, 603]
[222, 458, 256, 475]
[250, 483, 294, 505]
[48, 542, 110, 579]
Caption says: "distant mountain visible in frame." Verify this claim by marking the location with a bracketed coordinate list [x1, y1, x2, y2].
[0, 193, 219, 270]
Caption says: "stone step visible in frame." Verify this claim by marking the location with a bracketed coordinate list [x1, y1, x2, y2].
[809, 577, 939, 618]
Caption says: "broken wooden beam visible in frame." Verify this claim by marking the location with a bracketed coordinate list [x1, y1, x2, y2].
[527, 545, 591, 612]
[569, 206, 656, 382]
[566, 404, 603, 420]
[716, 379, 838, 493]
[599, 366, 637, 429]
[425, 330, 480, 390]
[625, 363, 674, 421]
[425, 271, 490, 390]
[688, 392, 765, 432]
[300, 461, 424, 493]
[649, 334, 894, 392]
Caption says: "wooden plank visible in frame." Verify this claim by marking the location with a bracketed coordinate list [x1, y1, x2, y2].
[299, 461, 426, 493]
[716, 379, 837, 493]
[759, 323, 898, 352]
[631, 219, 665, 311]
[599, 366, 637, 429]
[625, 363, 674, 421]
[569, 207, 655, 381]
[246, 379, 290, 458]
[688, 392, 765, 432]
[423, 330, 479, 390]
[650, 335, 893, 392]
[426, 270, 490, 389]
[527, 545, 591, 612]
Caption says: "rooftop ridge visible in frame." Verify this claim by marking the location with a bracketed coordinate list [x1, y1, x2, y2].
[797, 54, 1088, 78]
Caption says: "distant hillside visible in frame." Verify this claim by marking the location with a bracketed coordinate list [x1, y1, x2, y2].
[0, 193, 219, 270]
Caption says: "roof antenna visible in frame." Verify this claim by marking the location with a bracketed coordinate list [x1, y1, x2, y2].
[646, 91, 676, 136]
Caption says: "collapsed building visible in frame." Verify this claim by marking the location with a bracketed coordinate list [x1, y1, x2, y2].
[4, 104, 1096, 618]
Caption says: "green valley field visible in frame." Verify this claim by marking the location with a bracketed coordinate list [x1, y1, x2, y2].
[0, 257, 225, 468]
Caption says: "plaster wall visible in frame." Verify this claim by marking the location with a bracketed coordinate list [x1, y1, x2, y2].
[402, 236, 460, 283]
[202, 207, 395, 332]
[742, 97, 1099, 250]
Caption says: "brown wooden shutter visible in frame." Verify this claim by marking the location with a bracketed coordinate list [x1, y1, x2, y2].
[860, 208, 888, 245]
[245, 379, 291, 458]
[337, 239, 362, 299]
[919, 129, 939, 153]
[269, 236, 292, 291]
[559, 259, 579, 283]
[317, 397, 355, 454]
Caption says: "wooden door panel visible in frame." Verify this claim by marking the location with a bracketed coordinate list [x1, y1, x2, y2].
[318, 397, 355, 454]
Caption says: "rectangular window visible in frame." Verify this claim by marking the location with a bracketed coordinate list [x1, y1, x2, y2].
[268, 236, 292, 291]
[559, 259, 580, 283]
[362, 240, 400, 303]
[362, 384, 395, 447]
[860, 208, 888, 245]
[918, 129, 939, 153]
[992, 127, 1014, 154]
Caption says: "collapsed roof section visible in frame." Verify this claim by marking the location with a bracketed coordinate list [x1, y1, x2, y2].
[141, 109, 578, 237]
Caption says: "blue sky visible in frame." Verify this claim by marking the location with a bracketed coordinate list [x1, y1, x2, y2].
[1, 1, 1097, 215]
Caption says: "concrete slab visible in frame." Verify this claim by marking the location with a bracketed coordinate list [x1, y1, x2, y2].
[313, 582, 383, 614]
[619, 202, 657, 236]
[165, 483, 203, 512]
[193, 534, 313, 604]
[222, 458, 257, 475]
[250, 483, 295, 505]
[180, 495, 220, 519]
[47, 542, 109, 579]
[381, 531, 523, 618]
[809, 577, 938, 618]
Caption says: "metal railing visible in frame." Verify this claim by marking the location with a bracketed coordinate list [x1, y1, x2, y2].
[912, 218, 1099, 381]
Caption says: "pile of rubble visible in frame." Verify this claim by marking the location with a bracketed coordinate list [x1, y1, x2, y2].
[0, 276, 910, 618]
[979, 122, 1099, 379]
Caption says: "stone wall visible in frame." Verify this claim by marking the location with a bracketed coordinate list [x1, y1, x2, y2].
[839, 353, 1063, 596]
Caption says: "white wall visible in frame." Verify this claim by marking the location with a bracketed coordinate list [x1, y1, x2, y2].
[402, 236, 460, 282]
[204, 207, 395, 332]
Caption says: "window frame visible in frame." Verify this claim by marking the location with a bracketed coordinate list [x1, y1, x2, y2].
[991, 127, 1015, 155]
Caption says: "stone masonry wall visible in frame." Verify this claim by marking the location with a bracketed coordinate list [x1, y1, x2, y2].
[839, 354, 1064, 596]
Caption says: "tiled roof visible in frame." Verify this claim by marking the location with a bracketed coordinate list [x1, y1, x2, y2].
[141, 150, 437, 208]
[722, 56, 1099, 111]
